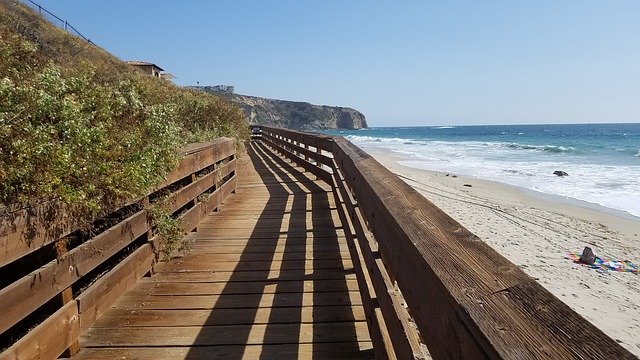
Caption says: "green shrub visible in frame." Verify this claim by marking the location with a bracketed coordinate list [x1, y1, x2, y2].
[0, 4, 248, 221]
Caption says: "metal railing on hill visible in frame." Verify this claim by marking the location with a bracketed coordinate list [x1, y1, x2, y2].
[22, 0, 94, 45]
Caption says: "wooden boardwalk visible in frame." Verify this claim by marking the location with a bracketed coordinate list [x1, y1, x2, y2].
[75, 141, 373, 359]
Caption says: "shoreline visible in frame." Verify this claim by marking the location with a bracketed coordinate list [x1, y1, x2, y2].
[363, 147, 640, 356]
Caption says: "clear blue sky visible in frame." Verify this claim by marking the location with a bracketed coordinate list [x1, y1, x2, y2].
[29, 1, 640, 126]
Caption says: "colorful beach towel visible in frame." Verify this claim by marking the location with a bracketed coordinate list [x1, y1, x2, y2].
[566, 252, 639, 274]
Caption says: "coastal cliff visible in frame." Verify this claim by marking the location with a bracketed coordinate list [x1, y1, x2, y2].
[190, 88, 367, 131]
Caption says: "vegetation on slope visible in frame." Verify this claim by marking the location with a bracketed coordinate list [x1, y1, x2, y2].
[0, 1, 247, 219]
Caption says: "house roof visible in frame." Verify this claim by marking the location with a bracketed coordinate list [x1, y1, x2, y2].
[125, 61, 164, 71]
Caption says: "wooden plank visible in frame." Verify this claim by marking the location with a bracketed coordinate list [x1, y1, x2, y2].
[0, 300, 80, 360]
[202, 211, 341, 221]
[155, 258, 353, 272]
[164, 159, 236, 213]
[81, 322, 371, 347]
[112, 291, 363, 310]
[196, 218, 340, 231]
[76, 243, 155, 329]
[157, 138, 235, 189]
[261, 132, 334, 167]
[130, 278, 359, 296]
[195, 228, 345, 239]
[75, 342, 374, 360]
[90, 306, 366, 327]
[259, 137, 333, 184]
[164, 251, 350, 263]
[0, 209, 150, 334]
[185, 236, 348, 246]
[178, 175, 237, 233]
[185, 243, 350, 255]
[149, 269, 356, 283]
[260, 126, 334, 152]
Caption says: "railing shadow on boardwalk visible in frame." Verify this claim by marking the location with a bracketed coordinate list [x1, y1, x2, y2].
[185, 140, 366, 359]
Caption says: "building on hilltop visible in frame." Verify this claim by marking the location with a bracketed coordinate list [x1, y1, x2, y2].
[184, 85, 235, 94]
[126, 61, 175, 81]
[207, 85, 235, 93]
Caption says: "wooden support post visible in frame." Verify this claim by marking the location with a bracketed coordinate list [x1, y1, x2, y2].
[316, 146, 322, 180]
[190, 173, 198, 232]
[141, 197, 155, 277]
[54, 239, 80, 357]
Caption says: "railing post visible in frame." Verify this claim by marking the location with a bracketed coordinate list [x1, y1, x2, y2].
[142, 196, 156, 277]
[54, 239, 80, 357]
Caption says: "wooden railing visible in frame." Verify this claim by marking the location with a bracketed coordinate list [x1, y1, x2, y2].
[0, 138, 237, 359]
[257, 126, 635, 360]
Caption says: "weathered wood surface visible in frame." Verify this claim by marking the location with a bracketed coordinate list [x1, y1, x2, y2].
[330, 136, 635, 359]
[75, 140, 373, 359]
[75, 343, 374, 360]
[0, 301, 80, 360]
[0, 209, 150, 334]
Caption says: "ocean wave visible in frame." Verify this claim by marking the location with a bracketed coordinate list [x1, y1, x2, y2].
[432, 126, 454, 129]
[505, 143, 576, 154]
[346, 135, 419, 145]
[501, 169, 535, 177]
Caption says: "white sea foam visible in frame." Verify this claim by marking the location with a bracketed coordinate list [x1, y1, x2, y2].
[432, 126, 454, 129]
[346, 134, 640, 217]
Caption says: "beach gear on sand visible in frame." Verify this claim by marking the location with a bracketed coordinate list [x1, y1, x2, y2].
[566, 251, 638, 274]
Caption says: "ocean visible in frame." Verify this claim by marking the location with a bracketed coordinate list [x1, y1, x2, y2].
[326, 123, 640, 218]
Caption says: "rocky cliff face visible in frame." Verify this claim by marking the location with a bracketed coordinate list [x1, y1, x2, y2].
[193, 89, 367, 130]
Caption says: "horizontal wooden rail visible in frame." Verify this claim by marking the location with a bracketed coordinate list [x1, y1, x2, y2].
[258, 126, 334, 184]
[253, 125, 635, 359]
[0, 138, 237, 359]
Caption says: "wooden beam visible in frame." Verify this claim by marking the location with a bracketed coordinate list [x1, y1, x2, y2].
[77, 242, 155, 330]
[155, 138, 235, 190]
[259, 137, 333, 184]
[164, 159, 236, 213]
[0, 210, 149, 334]
[177, 174, 237, 233]
[54, 239, 80, 357]
[0, 301, 80, 360]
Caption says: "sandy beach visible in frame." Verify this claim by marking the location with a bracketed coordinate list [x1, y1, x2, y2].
[365, 149, 640, 356]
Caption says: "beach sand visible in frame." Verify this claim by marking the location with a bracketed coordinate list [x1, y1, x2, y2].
[366, 149, 640, 356]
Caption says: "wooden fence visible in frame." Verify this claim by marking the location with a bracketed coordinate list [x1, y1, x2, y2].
[0, 138, 237, 359]
[257, 125, 635, 359]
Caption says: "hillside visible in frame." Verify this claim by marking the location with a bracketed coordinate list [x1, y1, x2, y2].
[190, 88, 367, 131]
[0, 1, 247, 217]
